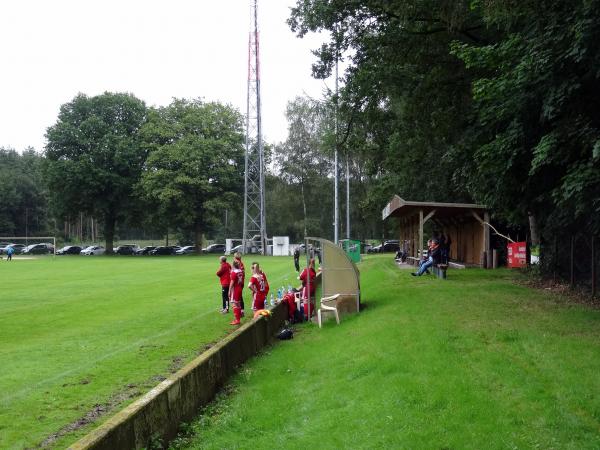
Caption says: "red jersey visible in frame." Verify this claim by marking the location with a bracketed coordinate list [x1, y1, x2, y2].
[230, 268, 244, 301]
[235, 258, 246, 283]
[216, 262, 231, 287]
[249, 273, 267, 299]
[300, 267, 316, 295]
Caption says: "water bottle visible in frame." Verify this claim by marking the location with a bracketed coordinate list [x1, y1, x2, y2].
[270, 293, 275, 306]
[287, 284, 292, 293]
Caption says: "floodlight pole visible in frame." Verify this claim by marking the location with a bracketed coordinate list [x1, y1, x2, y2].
[346, 155, 350, 239]
[333, 44, 339, 245]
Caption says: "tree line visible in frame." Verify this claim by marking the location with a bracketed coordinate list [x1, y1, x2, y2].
[287, 0, 600, 248]
[2, 1, 598, 261]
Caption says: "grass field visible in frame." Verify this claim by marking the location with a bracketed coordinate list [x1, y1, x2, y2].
[171, 256, 600, 450]
[0, 254, 298, 449]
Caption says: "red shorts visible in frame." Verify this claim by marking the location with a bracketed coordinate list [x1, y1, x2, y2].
[231, 287, 243, 302]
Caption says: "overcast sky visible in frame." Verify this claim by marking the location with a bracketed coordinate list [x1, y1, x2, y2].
[0, 0, 333, 152]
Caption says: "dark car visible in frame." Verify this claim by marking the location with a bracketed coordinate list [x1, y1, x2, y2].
[149, 246, 180, 255]
[136, 246, 156, 255]
[115, 244, 138, 255]
[56, 245, 82, 255]
[382, 240, 400, 252]
[203, 244, 226, 254]
[23, 243, 54, 255]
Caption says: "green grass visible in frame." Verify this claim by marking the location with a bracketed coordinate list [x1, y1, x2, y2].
[174, 255, 600, 450]
[0, 254, 298, 449]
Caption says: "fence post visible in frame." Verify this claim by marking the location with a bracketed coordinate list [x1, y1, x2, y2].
[553, 237, 557, 283]
[592, 236, 596, 298]
[570, 235, 575, 287]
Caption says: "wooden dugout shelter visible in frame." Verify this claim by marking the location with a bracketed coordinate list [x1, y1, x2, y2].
[382, 195, 490, 266]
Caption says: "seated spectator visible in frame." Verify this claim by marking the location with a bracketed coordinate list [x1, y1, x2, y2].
[412, 239, 441, 277]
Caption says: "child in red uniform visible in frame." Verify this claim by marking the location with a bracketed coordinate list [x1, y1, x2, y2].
[234, 252, 246, 315]
[229, 260, 244, 325]
[298, 258, 317, 319]
[248, 262, 268, 310]
[216, 256, 231, 313]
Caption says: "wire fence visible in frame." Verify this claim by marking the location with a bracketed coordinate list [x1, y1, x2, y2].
[540, 234, 599, 298]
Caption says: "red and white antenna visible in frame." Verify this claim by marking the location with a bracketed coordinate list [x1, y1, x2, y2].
[242, 0, 266, 255]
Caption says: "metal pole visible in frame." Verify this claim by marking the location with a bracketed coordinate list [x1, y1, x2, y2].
[333, 45, 339, 244]
[346, 154, 350, 240]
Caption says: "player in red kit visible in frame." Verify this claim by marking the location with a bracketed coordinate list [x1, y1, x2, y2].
[229, 260, 244, 325]
[216, 256, 231, 313]
[234, 252, 246, 316]
[299, 258, 317, 319]
[248, 262, 269, 310]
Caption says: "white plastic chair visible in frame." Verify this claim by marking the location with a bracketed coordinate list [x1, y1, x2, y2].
[318, 294, 341, 328]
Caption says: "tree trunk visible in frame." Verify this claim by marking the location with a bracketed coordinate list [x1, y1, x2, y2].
[195, 222, 203, 254]
[528, 212, 540, 247]
[104, 213, 115, 254]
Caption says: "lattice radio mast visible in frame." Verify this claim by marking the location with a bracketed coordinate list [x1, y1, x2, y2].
[242, 0, 267, 255]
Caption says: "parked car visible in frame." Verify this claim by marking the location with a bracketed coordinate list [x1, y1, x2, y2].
[228, 244, 243, 255]
[23, 243, 54, 255]
[80, 245, 105, 256]
[367, 244, 382, 253]
[381, 240, 400, 253]
[149, 246, 180, 255]
[115, 244, 139, 255]
[56, 245, 82, 255]
[0, 243, 26, 254]
[203, 244, 226, 254]
[175, 245, 196, 255]
[135, 246, 156, 255]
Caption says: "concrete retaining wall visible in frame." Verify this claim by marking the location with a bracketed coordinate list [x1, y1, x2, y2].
[69, 302, 288, 450]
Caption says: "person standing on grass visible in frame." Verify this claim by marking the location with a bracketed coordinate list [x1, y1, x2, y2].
[216, 256, 231, 313]
[233, 252, 246, 315]
[248, 262, 269, 310]
[293, 247, 300, 272]
[6, 245, 14, 261]
[229, 260, 244, 325]
[299, 258, 316, 319]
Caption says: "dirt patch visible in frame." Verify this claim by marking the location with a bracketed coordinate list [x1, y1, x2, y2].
[39, 384, 142, 448]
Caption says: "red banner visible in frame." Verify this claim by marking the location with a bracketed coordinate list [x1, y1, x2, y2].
[507, 242, 527, 268]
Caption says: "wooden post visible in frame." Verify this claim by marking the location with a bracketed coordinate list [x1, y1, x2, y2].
[492, 249, 498, 269]
[592, 236, 596, 298]
[570, 235, 575, 287]
[487, 250, 493, 269]
[553, 236, 557, 283]
[419, 209, 424, 260]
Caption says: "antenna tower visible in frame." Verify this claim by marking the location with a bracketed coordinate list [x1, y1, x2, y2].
[243, 0, 267, 255]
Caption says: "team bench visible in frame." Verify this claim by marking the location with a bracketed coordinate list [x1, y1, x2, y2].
[405, 256, 449, 279]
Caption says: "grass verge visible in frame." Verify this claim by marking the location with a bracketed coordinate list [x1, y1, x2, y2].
[174, 255, 600, 449]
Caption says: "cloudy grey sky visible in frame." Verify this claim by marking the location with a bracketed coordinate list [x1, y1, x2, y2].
[0, 0, 332, 152]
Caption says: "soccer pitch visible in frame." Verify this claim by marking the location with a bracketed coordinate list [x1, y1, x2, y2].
[0, 254, 298, 449]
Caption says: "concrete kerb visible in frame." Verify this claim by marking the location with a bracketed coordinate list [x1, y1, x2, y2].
[69, 302, 288, 450]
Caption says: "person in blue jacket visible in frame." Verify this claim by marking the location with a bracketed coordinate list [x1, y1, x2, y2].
[6, 245, 15, 261]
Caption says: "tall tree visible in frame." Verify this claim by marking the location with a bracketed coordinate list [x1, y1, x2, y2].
[139, 99, 245, 252]
[0, 147, 49, 237]
[452, 0, 600, 235]
[275, 97, 332, 238]
[45, 92, 148, 253]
